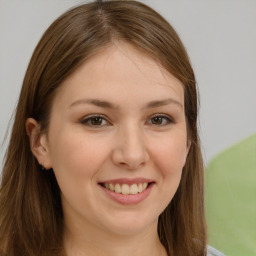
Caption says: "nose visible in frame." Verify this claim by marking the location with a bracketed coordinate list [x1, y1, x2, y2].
[111, 124, 150, 170]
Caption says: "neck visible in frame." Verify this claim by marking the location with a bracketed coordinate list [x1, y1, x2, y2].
[63, 218, 167, 256]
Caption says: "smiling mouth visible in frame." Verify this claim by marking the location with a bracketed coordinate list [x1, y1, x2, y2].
[99, 182, 151, 195]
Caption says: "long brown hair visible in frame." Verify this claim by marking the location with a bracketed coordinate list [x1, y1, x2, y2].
[0, 1, 206, 255]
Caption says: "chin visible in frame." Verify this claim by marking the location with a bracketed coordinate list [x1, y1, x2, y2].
[99, 211, 159, 236]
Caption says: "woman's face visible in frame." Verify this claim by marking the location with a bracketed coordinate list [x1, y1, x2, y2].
[36, 43, 189, 236]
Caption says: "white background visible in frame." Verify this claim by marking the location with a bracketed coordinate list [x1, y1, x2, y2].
[1, 0, 256, 171]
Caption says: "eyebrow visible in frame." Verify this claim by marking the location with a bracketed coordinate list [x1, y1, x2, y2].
[69, 98, 183, 109]
[144, 98, 182, 109]
[70, 99, 119, 109]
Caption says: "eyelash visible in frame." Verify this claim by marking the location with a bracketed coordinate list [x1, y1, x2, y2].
[147, 114, 174, 126]
[80, 114, 174, 127]
[80, 115, 110, 127]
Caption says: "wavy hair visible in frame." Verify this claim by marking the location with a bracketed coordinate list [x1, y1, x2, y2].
[0, 1, 206, 255]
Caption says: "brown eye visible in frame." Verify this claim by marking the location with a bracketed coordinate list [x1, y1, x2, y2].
[151, 116, 163, 125]
[149, 115, 173, 126]
[81, 115, 109, 127]
[90, 117, 103, 125]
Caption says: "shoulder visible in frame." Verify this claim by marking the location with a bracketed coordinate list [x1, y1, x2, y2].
[207, 245, 226, 256]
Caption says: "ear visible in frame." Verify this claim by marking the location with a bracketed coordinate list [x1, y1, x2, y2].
[183, 140, 191, 166]
[26, 118, 52, 169]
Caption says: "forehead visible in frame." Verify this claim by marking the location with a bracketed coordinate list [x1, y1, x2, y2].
[54, 42, 184, 108]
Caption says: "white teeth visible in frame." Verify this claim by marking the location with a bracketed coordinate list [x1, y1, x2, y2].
[122, 184, 130, 195]
[103, 182, 149, 195]
[115, 183, 122, 193]
[109, 183, 115, 191]
[130, 184, 138, 194]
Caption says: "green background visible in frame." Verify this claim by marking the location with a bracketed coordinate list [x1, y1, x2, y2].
[206, 134, 256, 256]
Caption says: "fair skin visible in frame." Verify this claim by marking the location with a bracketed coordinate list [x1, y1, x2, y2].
[27, 43, 190, 256]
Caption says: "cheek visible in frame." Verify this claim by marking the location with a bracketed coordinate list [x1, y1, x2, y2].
[146, 133, 187, 214]
[49, 132, 109, 183]
[150, 133, 187, 180]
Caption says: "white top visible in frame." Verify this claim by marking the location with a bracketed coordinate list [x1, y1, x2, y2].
[207, 245, 226, 256]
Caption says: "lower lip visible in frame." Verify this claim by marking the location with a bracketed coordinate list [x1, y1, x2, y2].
[99, 183, 154, 205]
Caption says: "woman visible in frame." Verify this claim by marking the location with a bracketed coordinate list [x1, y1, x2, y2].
[0, 1, 224, 255]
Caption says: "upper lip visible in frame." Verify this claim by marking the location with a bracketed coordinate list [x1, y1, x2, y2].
[98, 178, 154, 185]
